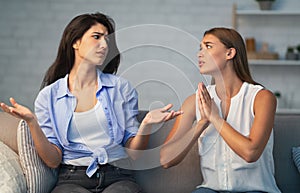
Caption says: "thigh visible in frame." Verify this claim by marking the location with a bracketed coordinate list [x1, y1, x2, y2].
[56, 165, 99, 188]
[192, 187, 218, 193]
[102, 180, 143, 193]
[51, 184, 91, 193]
[54, 165, 99, 192]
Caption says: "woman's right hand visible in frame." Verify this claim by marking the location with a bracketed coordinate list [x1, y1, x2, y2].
[2, 97, 62, 168]
[0, 97, 36, 122]
[197, 83, 210, 122]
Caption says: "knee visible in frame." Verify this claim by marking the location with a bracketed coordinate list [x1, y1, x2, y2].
[102, 180, 144, 193]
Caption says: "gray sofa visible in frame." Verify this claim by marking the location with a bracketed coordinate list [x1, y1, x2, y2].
[0, 111, 299, 193]
[135, 112, 300, 193]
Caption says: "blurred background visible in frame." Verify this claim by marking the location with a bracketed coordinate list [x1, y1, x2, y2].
[0, 0, 299, 112]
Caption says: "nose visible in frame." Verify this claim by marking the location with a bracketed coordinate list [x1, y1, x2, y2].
[197, 50, 203, 58]
[99, 37, 108, 49]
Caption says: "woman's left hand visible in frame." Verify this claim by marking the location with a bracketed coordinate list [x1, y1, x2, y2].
[142, 104, 183, 125]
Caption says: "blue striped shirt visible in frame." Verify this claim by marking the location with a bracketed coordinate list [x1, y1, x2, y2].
[34, 69, 139, 177]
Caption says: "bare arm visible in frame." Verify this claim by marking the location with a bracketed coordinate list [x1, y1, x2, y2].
[199, 85, 277, 162]
[160, 94, 209, 168]
[0, 98, 62, 168]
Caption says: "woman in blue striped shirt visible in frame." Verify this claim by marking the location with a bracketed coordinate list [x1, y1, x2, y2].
[0, 12, 182, 193]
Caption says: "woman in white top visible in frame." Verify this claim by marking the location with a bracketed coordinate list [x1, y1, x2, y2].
[160, 27, 281, 193]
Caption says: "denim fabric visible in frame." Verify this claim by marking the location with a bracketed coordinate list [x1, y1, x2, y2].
[192, 187, 266, 193]
[51, 164, 143, 193]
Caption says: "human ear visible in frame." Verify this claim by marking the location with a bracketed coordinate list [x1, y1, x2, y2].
[73, 40, 80, 50]
[226, 48, 236, 59]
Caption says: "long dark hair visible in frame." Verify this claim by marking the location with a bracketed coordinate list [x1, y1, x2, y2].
[204, 27, 258, 85]
[40, 12, 120, 89]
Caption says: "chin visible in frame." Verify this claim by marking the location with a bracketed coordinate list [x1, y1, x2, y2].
[95, 60, 105, 66]
[200, 69, 207, 74]
[97, 62, 107, 70]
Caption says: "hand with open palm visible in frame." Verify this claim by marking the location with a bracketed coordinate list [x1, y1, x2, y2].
[143, 104, 183, 125]
[0, 97, 36, 123]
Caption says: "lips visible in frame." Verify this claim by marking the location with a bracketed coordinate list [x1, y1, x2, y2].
[96, 51, 106, 57]
[198, 60, 204, 67]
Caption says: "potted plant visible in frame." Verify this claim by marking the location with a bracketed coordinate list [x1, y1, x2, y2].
[297, 44, 300, 60]
[285, 46, 298, 60]
[256, 0, 275, 10]
[274, 91, 283, 109]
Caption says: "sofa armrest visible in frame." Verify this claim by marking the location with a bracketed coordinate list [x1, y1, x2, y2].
[0, 112, 20, 153]
[273, 114, 300, 192]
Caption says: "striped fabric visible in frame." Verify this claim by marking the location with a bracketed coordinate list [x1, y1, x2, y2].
[292, 146, 300, 173]
[17, 120, 58, 193]
[0, 140, 27, 193]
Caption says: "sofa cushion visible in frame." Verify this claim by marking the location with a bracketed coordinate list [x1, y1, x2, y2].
[134, 112, 203, 193]
[17, 120, 58, 193]
[0, 140, 27, 193]
[292, 146, 300, 174]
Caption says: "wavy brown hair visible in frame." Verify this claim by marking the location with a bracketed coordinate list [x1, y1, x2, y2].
[204, 27, 258, 85]
[40, 12, 120, 89]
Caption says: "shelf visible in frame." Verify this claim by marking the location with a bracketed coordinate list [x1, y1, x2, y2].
[232, 4, 300, 29]
[236, 10, 300, 16]
[232, 4, 300, 111]
[276, 108, 300, 114]
[249, 59, 300, 66]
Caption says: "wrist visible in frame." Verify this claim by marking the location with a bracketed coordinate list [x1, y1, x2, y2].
[210, 116, 224, 132]
[211, 115, 221, 124]
[208, 110, 220, 122]
[198, 118, 210, 128]
[199, 118, 209, 126]
[139, 121, 153, 135]
[141, 113, 154, 126]
[26, 117, 38, 128]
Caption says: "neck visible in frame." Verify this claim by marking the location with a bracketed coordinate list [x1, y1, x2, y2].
[69, 65, 98, 90]
[213, 74, 243, 100]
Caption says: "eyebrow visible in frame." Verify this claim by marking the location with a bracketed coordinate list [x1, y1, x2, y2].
[92, 32, 107, 36]
[202, 41, 215, 45]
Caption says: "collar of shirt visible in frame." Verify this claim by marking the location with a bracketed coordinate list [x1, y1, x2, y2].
[55, 69, 114, 100]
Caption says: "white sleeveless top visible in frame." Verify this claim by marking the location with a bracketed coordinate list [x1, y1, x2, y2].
[196, 82, 281, 193]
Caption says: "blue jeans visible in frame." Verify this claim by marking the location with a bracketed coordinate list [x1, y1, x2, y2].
[51, 164, 143, 193]
[192, 187, 266, 193]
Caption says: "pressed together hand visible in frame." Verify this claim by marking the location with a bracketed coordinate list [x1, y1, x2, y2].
[197, 82, 219, 123]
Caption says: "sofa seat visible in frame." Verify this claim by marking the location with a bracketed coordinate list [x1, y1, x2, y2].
[0, 112, 299, 193]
